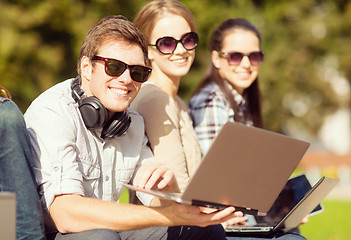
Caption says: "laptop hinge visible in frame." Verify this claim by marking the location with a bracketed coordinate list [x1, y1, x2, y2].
[191, 200, 264, 216]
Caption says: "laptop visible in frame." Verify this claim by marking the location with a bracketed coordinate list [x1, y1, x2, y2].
[0, 192, 16, 240]
[225, 176, 339, 233]
[123, 122, 310, 216]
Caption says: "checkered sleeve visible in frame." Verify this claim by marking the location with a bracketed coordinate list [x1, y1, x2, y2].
[189, 85, 233, 155]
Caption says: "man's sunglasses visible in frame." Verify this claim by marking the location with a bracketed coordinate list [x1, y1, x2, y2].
[92, 56, 152, 83]
[149, 32, 199, 55]
[218, 51, 264, 66]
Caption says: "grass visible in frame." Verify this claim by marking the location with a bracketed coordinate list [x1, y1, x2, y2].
[300, 200, 351, 240]
[119, 189, 129, 203]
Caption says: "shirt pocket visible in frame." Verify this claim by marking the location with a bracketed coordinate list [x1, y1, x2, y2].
[78, 157, 101, 197]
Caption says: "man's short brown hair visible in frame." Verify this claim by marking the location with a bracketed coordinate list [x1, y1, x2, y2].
[77, 15, 150, 75]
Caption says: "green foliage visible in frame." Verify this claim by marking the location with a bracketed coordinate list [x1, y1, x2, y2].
[0, 0, 146, 110]
[119, 188, 129, 204]
[0, 0, 349, 137]
[181, 0, 351, 136]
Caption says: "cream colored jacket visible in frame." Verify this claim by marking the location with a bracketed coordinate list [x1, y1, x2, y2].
[130, 83, 202, 191]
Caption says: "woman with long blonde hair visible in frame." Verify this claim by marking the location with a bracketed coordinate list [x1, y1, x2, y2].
[132, 0, 201, 191]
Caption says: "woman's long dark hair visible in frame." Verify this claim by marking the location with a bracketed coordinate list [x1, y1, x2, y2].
[194, 18, 263, 128]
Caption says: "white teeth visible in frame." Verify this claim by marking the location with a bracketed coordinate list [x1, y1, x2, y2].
[172, 58, 187, 63]
[111, 88, 128, 95]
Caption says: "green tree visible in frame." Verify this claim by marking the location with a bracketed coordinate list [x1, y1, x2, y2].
[0, 0, 349, 139]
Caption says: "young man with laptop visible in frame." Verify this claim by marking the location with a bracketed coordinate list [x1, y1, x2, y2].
[23, 15, 243, 240]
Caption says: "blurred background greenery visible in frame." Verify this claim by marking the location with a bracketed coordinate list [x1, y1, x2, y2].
[1, 0, 350, 139]
[300, 200, 351, 240]
[1, 1, 350, 239]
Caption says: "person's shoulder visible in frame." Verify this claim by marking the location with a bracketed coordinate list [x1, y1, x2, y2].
[32, 79, 73, 103]
[124, 107, 146, 136]
[26, 79, 75, 113]
[128, 108, 143, 121]
[132, 83, 170, 109]
[140, 83, 169, 99]
[0, 97, 17, 109]
[197, 82, 221, 96]
[0, 97, 23, 119]
[24, 79, 78, 129]
[175, 95, 188, 111]
[189, 83, 222, 107]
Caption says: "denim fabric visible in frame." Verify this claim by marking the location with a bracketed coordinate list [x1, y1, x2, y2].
[0, 97, 45, 240]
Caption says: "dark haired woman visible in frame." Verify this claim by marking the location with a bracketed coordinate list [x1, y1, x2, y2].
[188, 18, 308, 239]
[188, 18, 264, 155]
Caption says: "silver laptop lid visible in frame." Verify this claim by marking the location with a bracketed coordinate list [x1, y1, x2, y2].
[182, 122, 310, 214]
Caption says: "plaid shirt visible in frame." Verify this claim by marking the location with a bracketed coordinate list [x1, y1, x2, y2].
[188, 82, 253, 155]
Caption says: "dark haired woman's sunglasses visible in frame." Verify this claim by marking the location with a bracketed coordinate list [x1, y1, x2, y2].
[149, 32, 199, 55]
[92, 56, 152, 83]
[219, 51, 264, 66]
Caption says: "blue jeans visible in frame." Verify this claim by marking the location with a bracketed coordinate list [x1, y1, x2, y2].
[0, 98, 46, 240]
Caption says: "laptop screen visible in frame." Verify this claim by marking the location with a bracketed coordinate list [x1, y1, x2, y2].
[255, 174, 322, 226]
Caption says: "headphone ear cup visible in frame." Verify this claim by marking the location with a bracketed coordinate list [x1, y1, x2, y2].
[70, 77, 131, 138]
[101, 111, 131, 139]
[79, 96, 109, 129]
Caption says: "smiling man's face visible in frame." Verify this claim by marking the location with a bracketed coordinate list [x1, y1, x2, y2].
[81, 40, 146, 114]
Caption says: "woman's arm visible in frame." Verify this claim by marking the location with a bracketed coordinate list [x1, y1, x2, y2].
[131, 88, 191, 191]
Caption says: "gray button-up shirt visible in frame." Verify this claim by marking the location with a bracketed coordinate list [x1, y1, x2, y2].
[24, 79, 154, 210]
